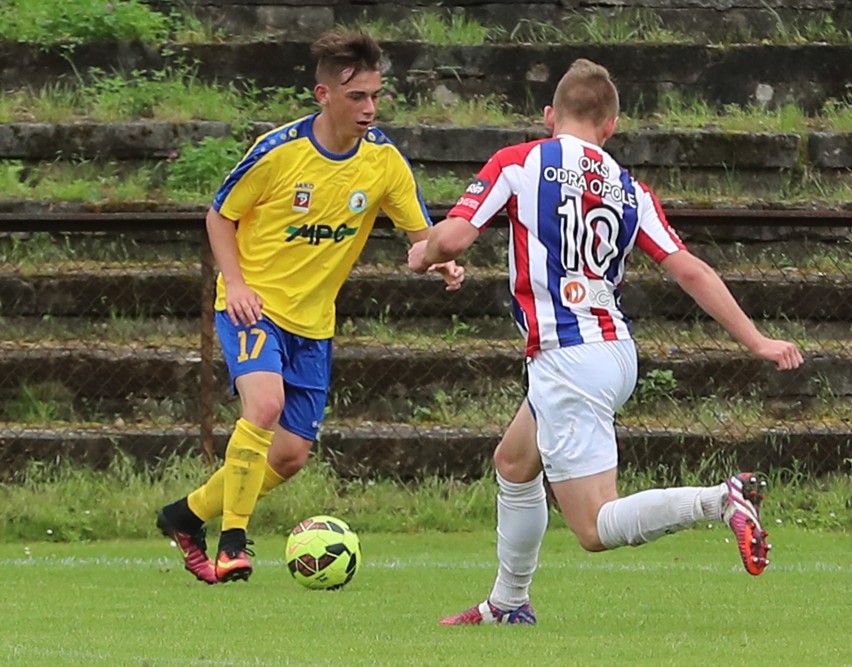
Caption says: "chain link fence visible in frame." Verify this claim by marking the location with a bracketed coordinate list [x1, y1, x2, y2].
[0, 211, 849, 479]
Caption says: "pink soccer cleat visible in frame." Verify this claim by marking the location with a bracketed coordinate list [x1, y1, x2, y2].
[723, 473, 772, 576]
[156, 508, 218, 585]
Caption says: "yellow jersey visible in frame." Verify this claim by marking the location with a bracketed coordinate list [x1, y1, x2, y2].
[212, 113, 431, 339]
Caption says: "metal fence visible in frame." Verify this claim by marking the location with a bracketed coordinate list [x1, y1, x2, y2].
[0, 210, 849, 479]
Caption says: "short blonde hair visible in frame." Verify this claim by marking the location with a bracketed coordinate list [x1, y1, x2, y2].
[552, 59, 619, 125]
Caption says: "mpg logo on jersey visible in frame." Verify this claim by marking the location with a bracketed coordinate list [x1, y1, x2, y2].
[285, 223, 358, 245]
[348, 190, 368, 213]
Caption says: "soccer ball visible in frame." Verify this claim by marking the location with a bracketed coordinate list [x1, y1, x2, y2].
[285, 515, 361, 590]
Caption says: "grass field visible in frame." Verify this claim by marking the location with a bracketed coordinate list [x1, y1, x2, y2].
[2, 527, 849, 666]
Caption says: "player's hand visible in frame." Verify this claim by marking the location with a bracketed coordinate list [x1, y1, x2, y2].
[750, 337, 804, 371]
[225, 281, 263, 326]
[407, 239, 430, 274]
[428, 261, 465, 291]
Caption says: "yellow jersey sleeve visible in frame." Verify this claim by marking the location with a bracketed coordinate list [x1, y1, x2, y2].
[380, 146, 432, 232]
[213, 136, 275, 221]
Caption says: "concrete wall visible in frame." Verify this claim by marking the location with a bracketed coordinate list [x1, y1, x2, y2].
[147, 0, 852, 42]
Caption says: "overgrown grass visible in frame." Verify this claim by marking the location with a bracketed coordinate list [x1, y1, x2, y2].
[1, 66, 850, 133]
[353, 11, 491, 44]
[355, 8, 850, 46]
[357, 9, 691, 45]
[0, 228, 200, 269]
[620, 93, 814, 133]
[0, 1, 847, 47]
[645, 163, 852, 205]
[0, 0, 171, 46]
[0, 454, 500, 540]
[0, 454, 848, 543]
[2, 158, 851, 209]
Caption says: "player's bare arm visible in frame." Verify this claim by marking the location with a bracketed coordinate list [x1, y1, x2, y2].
[205, 207, 263, 327]
[661, 250, 804, 371]
[407, 216, 479, 278]
[406, 227, 466, 291]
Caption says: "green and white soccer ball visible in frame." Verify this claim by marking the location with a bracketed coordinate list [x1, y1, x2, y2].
[285, 515, 361, 590]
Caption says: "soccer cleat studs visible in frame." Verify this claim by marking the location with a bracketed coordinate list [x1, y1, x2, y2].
[723, 473, 772, 576]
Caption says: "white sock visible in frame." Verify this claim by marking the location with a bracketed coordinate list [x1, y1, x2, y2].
[488, 472, 548, 611]
[596, 484, 726, 549]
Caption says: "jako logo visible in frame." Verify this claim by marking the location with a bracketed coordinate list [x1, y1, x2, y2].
[563, 281, 587, 304]
[285, 223, 358, 245]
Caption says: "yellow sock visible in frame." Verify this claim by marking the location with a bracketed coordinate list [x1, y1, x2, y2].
[187, 466, 225, 523]
[259, 463, 286, 500]
[188, 459, 285, 522]
[221, 418, 274, 531]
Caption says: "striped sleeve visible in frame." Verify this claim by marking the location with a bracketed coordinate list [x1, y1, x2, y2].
[449, 144, 534, 230]
[634, 181, 686, 262]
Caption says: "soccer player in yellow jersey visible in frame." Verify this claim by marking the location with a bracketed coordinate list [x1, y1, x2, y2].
[156, 29, 464, 584]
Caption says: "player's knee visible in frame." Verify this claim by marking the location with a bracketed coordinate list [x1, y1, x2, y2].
[268, 439, 312, 479]
[493, 446, 539, 483]
[243, 397, 285, 430]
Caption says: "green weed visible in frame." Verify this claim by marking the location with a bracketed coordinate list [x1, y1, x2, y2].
[409, 11, 491, 45]
[575, 9, 687, 44]
[634, 369, 679, 403]
[353, 11, 492, 45]
[767, 8, 852, 45]
[5, 382, 77, 423]
[0, 0, 171, 46]
[0, 161, 31, 198]
[165, 135, 245, 195]
[388, 93, 516, 127]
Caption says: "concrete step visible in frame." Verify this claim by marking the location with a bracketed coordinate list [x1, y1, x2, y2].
[156, 0, 851, 44]
[1, 122, 849, 175]
[2, 268, 850, 320]
[0, 343, 848, 403]
[1, 41, 849, 114]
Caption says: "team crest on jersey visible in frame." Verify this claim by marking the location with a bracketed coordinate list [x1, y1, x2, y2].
[348, 190, 368, 213]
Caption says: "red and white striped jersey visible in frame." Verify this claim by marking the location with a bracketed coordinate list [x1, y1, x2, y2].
[448, 134, 686, 357]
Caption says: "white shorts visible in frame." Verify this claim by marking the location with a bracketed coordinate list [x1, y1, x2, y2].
[527, 340, 638, 482]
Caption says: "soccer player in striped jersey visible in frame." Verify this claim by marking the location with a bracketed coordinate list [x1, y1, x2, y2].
[409, 59, 803, 624]
[157, 29, 463, 584]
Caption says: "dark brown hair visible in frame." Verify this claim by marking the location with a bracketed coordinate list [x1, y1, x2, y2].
[311, 29, 382, 85]
[552, 59, 619, 125]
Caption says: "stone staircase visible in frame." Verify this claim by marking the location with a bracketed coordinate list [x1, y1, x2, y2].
[0, 0, 849, 478]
